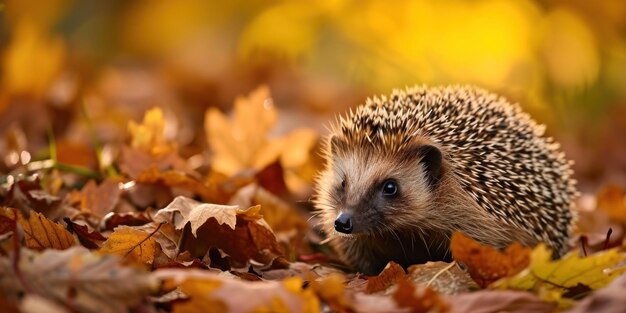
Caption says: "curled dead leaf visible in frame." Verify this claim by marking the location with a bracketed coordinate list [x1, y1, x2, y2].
[450, 232, 531, 288]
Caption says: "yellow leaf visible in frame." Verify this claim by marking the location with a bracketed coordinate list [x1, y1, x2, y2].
[492, 245, 626, 306]
[128, 107, 175, 155]
[98, 226, 157, 268]
[174, 278, 227, 313]
[0, 207, 75, 250]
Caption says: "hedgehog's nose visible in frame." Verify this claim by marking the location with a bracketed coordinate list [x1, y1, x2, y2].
[334, 212, 353, 234]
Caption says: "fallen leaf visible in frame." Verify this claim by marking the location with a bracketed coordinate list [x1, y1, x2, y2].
[98, 225, 158, 268]
[310, 273, 354, 312]
[492, 245, 626, 307]
[102, 211, 151, 230]
[393, 278, 449, 313]
[447, 290, 556, 313]
[450, 232, 531, 287]
[128, 107, 176, 155]
[0, 247, 158, 313]
[154, 195, 282, 265]
[118, 146, 188, 179]
[366, 262, 406, 294]
[136, 168, 214, 201]
[155, 269, 320, 313]
[68, 179, 121, 218]
[565, 273, 626, 313]
[154, 196, 241, 235]
[63, 217, 106, 249]
[3, 179, 61, 217]
[408, 262, 476, 295]
[205, 86, 278, 176]
[0, 207, 75, 250]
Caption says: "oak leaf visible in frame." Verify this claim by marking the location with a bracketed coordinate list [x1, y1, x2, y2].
[450, 232, 531, 287]
[154, 196, 241, 235]
[98, 225, 158, 268]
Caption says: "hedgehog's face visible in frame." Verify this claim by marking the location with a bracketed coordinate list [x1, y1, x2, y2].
[316, 136, 444, 238]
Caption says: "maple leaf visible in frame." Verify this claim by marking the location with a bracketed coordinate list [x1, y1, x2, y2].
[155, 269, 320, 313]
[450, 232, 531, 287]
[0, 247, 158, 313]
[0, 207, 75, 250]
[98, 225, 158, 268]
[492, 244, 626, 307]
[204, 86, 318, 193]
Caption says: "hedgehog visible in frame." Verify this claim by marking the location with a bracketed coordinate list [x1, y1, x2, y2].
[313, 85, 577, 275]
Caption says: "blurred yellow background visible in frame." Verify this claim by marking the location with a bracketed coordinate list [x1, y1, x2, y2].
[0, 0, 625, 189]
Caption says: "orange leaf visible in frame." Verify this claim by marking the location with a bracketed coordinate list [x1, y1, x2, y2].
[136, 168, 214, 201]
[393, 279, 449, 313]
[1, 207, 75, 250]
[450, 232, 531, 287]
[366, 262, 407, 294]
[98, 225, 158, 268]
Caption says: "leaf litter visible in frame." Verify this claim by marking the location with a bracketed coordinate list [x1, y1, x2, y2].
[0, 86, 625, 313]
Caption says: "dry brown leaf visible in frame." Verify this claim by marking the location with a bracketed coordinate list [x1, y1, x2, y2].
[154, 196, 282, 265]
[68, 179, 121, 218]
[408, 262, 475, 295]
[450, 232, 531, 288]
[118, 146, 188, 179]
[0, 207, 75, 250]
[155, 269, 319, 313]
[154, 196, 241, 235]
[366, 262, 407, 294]
[98, 225, 158, 268]
[0, 247, 157, 313]
[63, 217, 106, 249]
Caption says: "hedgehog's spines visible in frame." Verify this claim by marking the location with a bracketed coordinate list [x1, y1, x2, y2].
[330, 85, 577, 253]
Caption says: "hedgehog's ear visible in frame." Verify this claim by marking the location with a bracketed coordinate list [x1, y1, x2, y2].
[329, 136, 348, 155]
[417, 144, 442, 188]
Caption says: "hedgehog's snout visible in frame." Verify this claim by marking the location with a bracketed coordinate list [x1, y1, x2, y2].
[334, 212, 353, 234]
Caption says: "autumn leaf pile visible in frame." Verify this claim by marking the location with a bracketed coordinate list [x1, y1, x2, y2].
[1, 87, 626, 313]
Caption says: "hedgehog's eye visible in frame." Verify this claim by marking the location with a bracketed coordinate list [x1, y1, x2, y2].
[382, 180, 398, 196]
[341, 179, 346, 190]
